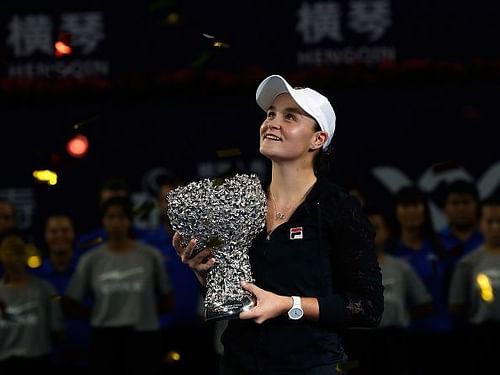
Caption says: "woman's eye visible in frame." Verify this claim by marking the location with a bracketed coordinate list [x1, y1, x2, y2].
[266, 112, 275, 118]
[285, 113, 296, 120]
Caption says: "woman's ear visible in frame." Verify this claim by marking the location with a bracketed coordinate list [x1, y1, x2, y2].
[310, 131, 327, 150]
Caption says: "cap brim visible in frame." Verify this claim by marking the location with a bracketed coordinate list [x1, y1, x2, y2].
[256, 75, 292, 112]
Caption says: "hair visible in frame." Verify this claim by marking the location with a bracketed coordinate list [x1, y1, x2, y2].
[100, 176, 130, 194]
[0, 227, 26, 245]
[444, 179, 479, 204]
[45, 211, 75, 230]
[391, 186, 444, 254]
[364, 204, 397, 252]
[99, 196, 134, 222]
[365, 204, 390, 223]
[312, 122, 333, 176]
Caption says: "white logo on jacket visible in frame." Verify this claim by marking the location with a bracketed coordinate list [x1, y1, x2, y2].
[290, 227, 304, 240]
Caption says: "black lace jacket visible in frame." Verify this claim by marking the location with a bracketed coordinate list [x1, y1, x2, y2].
[311, 177, 384, 328]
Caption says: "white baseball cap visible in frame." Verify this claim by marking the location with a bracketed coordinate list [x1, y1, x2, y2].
[256, 74, 336, 149]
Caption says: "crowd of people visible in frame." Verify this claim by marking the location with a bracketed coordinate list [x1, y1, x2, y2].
[0, 176, 213, 374]
[343, 179, 500, 375]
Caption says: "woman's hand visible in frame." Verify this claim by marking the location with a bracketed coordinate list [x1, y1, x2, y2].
[239, 281, 291, 324]
[172, 231, 215, 286]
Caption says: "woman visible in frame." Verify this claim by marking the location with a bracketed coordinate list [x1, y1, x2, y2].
[0, 228, 64, 372]
[173, 75, 383, 374]
[64, 196, 174, 374]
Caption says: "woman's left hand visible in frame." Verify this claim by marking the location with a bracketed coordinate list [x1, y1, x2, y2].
[239, 281, 291, 324]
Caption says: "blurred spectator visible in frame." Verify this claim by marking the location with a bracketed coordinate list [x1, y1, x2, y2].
[371, 207, 432, 374]
[64, 196, 174, 374]
[438, 179, 483, 375]
[342, 178, 367, 209]
[76, 176, 148, 250]
[36, 214, 79, 290]
[33, 213, 90, 374]
[439, 179, 483, 277]
[449, 195, 500, 374]
[344, 207, 433, 375]
[0, 198, 17, 235]
[0, 228, 64, 372]
[391, 186, 452, 375]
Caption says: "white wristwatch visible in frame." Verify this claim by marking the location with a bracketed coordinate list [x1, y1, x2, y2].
[287, 296, 304, 320]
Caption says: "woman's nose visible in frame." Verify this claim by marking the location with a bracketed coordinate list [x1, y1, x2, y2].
[266, 118, 280, 129]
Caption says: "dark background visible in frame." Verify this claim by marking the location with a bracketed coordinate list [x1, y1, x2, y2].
[1, 0, 499, 234]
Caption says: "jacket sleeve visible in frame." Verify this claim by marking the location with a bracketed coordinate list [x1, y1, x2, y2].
[317, 195, 384, 328]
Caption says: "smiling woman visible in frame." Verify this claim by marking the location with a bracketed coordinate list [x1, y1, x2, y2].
[172, 74, 384, 374]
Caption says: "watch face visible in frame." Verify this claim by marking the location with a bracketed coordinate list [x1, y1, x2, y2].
[289, 307, 303, 320]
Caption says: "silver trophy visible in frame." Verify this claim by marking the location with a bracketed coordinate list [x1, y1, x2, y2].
[167, 174, 267, 321]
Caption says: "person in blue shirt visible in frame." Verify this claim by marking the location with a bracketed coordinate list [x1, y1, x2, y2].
[33, 213, 90, 374]
[439, 179, 483, 276]
[437, 179, 484, 375]
[391, 186, 453, 375]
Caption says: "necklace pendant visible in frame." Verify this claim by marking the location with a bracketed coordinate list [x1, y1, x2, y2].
[276, 212, 285, 220]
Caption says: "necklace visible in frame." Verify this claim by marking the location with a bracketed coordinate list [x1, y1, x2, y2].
[269, 180, 316, 221]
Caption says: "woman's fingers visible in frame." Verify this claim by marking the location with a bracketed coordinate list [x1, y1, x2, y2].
[240, 281, 259, 295]
[172, 232, 184, 255]
[182, 238, 197, 260]
[172, 232, 215, 274]
[185, 247, 211, 265]
[172, 232, 197, 260]
[197, 257, 216, 272]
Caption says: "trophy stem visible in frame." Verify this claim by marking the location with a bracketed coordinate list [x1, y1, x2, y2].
[204, 261, 255, 321]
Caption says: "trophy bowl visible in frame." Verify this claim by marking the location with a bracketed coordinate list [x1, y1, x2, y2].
[167, 174, 267, 321]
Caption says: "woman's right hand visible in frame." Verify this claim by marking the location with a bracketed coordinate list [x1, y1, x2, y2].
[172, 231, 215, 286]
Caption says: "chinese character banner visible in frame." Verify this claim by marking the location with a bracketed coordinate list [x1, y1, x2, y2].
[1, 1, 499, 92]
[1, 9, 110, 89]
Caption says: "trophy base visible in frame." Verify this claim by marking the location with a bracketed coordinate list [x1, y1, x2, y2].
[205, 295, 255, 321]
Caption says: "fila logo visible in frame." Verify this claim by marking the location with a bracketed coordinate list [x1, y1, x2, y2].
[290, 227, 303, 240]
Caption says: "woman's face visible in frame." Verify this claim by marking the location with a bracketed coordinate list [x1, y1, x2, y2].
[396, 202, 425, 230]
[259, 93, 322, 162]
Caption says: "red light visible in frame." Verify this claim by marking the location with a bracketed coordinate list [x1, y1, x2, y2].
[66, 135, 89, 158]
[54, 31, 72, 57]
[55, 41, 72, 57]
